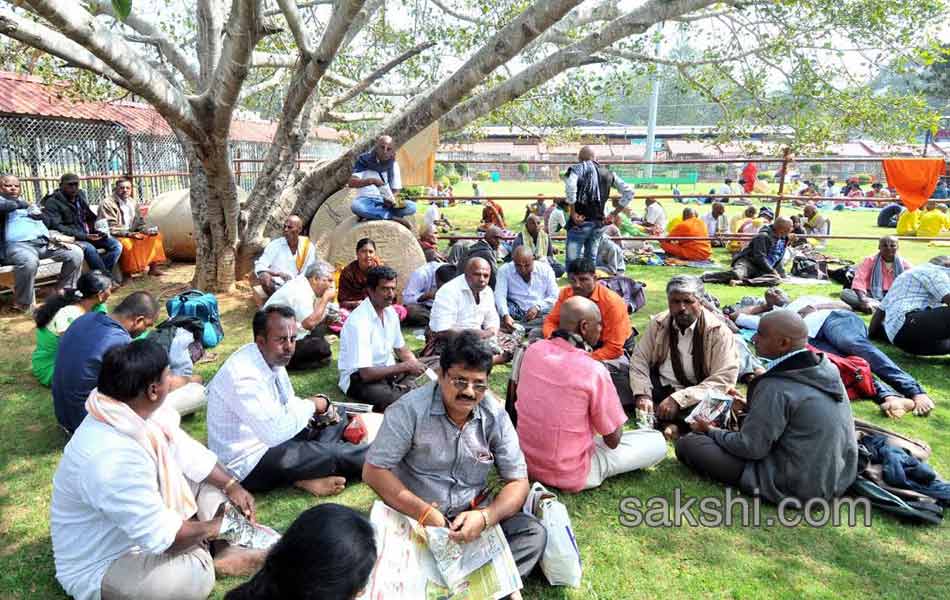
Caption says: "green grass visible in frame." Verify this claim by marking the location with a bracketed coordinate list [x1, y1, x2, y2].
[1, 183, 949, 599]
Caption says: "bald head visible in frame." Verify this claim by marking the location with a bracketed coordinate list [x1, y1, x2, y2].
[374, 135, 395, 161]
[773, 216, 793, 237]
[484, 225, 502, 249]
[0, 174, 20, 198]
[929, 255, 950, 268]
[283, 215, 303, 242]
[578, 146, 595, 162]
[803, 203, 817, 218]
[559, 296, 602, 345]
[682, 207, 697, 220]
[754, 310, 809, 359]
[512, 245, 533, 261]
[464, 257, 491, 293]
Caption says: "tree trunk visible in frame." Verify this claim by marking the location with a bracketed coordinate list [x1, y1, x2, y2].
[188, 140, 241, 292]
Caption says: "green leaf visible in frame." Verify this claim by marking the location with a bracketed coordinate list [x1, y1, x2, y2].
[112, 0, 132, 20]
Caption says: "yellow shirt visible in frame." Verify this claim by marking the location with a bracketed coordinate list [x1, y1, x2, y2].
[666, 215, 683, 234]
[896, 209, 920, 236]
[916, 210, 950, 238]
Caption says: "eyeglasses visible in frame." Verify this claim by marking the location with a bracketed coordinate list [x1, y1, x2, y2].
[449, 377, 489, 394]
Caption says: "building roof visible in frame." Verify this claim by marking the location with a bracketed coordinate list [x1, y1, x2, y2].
[0, 71, 341, 142]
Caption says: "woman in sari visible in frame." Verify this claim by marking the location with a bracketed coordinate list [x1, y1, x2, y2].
[337, 238, 408, 319]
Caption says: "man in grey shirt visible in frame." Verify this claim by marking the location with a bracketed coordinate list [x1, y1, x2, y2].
[363, 330, 546, 578]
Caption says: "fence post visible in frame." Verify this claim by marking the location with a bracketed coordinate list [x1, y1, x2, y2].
[774, 147, 791, 218]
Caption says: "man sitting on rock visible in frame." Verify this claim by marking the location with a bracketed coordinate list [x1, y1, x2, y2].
[349, 135, 416, 229]
[253, 215, 315, 298]
[338, 266, 429, 412]
[517, 296, 666, 492]
[676, 311, 858, 505]
[629, 276, 739, 440]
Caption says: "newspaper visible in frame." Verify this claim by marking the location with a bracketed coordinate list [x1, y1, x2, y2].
[684, 391, 734, 427]
[356, 501, 522, 600]
[216, 503, 281, 550]
[426, 524, 505, 589]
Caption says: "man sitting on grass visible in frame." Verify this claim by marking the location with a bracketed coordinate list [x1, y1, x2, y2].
[661, 207, 712, 261]
[676, 311, 858, 504]
[52, 340, 265, 600]
[338, 266, 428, 412]
[496, 246, 559, 335]
[840, 235, 910, 314]
[53, 291, 204, 434]
[629, 276, 739, 440]
[207, 305, 367, 498]
[702, 216, 792, 286]
[402, 262, 456, 327]
[263, 260, 336, 371]
[363, 331, 546, 580]
[517, 296, 666, 492]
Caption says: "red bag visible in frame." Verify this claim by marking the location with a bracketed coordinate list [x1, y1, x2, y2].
[808, 345, 875, 400]
[343, 414, 368, 444]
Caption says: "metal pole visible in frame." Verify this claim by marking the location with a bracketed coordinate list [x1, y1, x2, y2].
[774, 147, 791, 218]
[644, 25, 663, 178]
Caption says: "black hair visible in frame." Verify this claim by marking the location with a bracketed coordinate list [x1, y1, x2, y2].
[34, 270, 111, 329]
[366, 265, 398, 289]
[252, 304, 296, 339]
[435, 264, 458, 286]
[439, 330, 494, 376]
[567, 257, 596, 276]
[355, 237, 376, 253]
[112, 291, 159, 320]
[224, 504, 377, 600]
[97, 339, 169, 402]
[60, 172, 79, 185]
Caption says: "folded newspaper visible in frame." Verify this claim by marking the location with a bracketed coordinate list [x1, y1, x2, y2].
[356, 501, 522, 600]
[216, 503, 281, 550]
[685, 391, 734, 427]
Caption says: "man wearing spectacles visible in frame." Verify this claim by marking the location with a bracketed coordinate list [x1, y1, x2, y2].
[364, 330, 546, 580]
[41, 173, 123, 279]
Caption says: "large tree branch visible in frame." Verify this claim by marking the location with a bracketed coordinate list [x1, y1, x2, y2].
[277, 0, 312, 56]
[0, 11, 128, 86]
[263, 0, 331, 17]
[18, 0, 203, 140]
[204, 0, 275, 136]
[325, 110, 388, 122]
[440, 0, 720, 132]
[324, 70, 419, 96]
[240, 69, 287, 99]
[327, 41, 435, 108]
[197, 0, 226, 87]
[343, 0, 385, 48]
[86, 0, 200, 87]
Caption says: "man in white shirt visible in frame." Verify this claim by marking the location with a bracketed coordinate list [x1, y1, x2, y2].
[253, 214, 315, 297]
[338, 266, 428, 411]
[403, 262, 457, 327]
[496, 246, 559, 333]
[702, 202, 729, 246]
[424, 198, 451, 232]
[427, 257, 512, 364]
[263, 260, 336, 370]
[643, 197, 667, 234]
[207, 305, 367, 498]
[52, 339, 264, 600]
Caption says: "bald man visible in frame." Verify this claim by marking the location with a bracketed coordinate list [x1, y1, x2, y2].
[661, 207, 712, 261]
[462, 224, 502, 288]
[254, 214, 315, 297]
[563, 145, 635, 264]
[702, 216, 793, 286]
[676, 311, 858, 504]
[349, 135, 416, 227]
[515, 296, 666, 492]
[841, 236, 910, 313]
[495, 245, 559, 333]
[426, 257, 512, 364]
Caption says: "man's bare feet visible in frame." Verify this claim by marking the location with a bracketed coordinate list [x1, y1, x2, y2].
[912, 394, 935, 417]
[880, 397, 914, 419]
[294, 476, 346, 497]
[213, 543, 267, 577]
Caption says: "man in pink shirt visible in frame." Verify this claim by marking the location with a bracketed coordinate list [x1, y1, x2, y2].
[841, 236, 911, 313]
[515, 296, 666, 492]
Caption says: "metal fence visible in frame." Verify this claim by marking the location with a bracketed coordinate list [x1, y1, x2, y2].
[0, 114, 342, 205]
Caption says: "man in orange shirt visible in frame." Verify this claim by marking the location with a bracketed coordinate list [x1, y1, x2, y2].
[543, 258, 635, 405]
[661, 207, 712, 261]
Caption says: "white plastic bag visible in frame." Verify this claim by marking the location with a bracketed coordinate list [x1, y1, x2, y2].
[523, 482, 582, 587]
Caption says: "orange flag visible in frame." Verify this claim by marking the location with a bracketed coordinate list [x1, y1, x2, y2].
[882, 158, 946, 211]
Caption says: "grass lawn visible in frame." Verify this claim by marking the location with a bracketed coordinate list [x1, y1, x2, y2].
[1, 181, 948, 599]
